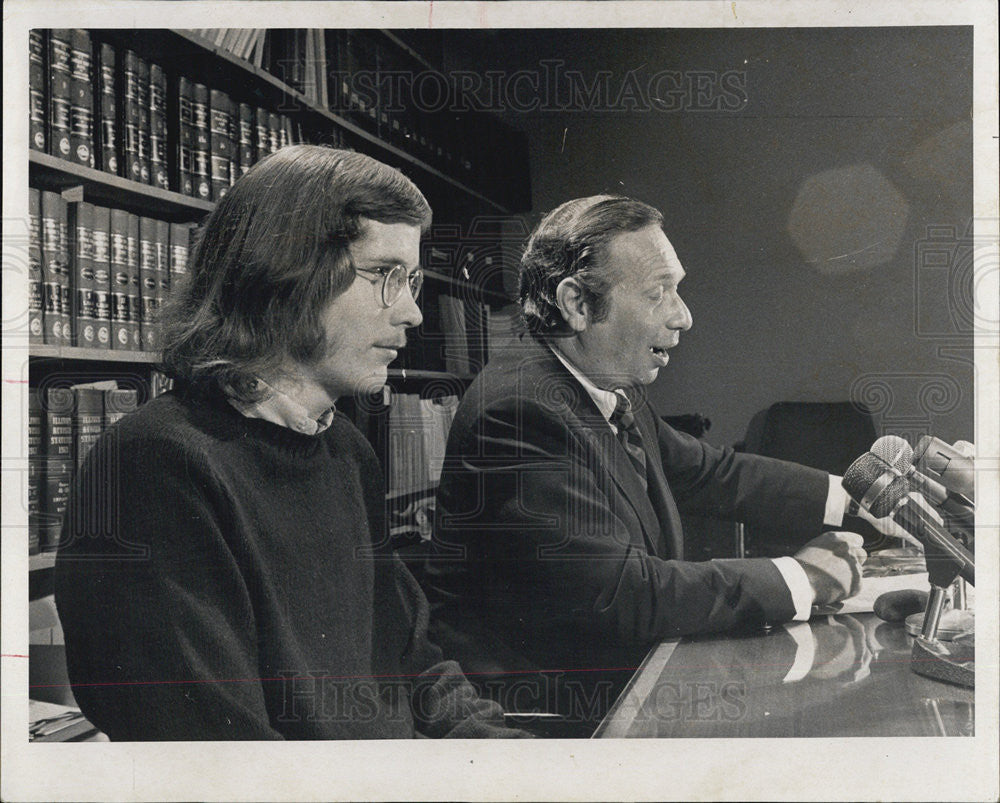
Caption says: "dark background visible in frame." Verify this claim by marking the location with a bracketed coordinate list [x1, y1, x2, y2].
[406, 26, 974, 448]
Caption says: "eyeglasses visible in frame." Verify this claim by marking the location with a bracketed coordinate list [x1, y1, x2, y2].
[353, 264, 424, 307]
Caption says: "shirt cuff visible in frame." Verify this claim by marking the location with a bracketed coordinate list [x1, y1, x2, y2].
[771, 556, 814, 621]
[824, 474, 849, 527]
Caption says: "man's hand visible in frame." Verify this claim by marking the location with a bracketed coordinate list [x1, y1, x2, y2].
[794, 531, 867, 607]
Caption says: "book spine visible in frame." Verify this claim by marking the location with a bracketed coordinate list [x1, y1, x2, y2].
[149, 63, 169, 189]
[191, 82, 212, 200]
[176, 76, 194, 196]
[109, 208, 130, 349]
[69, 29, 95, 168]
[40, 191, 69, 345]
[169, 222, 191, 291]
[42, 387, 74, 552]
[139, 217, 159, 351]
[121, 49, 141, 182]
[28, 188, 44, 344]
[73, 387, 104, 468]
[237, 103, 254, 176]
[267, 111, 280, 154]
[103, 388, 138, 429]
[135, 56, 151, 184]
[73, 202, 98, 348]
[126, 213, 142, 349]
[254, 106, 269, 162]
[91, 205, 112, 349]
[47, 29, 73, 160]
[96, 43, 118, 175]
[209, 89, 233, 200]
[155, 219, 171, 319]
[28, 390, 43, 554]
[29, 29, 47, 153]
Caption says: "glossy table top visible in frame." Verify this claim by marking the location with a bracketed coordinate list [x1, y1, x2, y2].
[594, 612, 974, 738]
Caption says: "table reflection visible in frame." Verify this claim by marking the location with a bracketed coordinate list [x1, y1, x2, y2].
[597, 613, 974, 738]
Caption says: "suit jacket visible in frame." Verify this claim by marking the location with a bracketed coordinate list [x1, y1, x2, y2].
[424, 332, 831, 678]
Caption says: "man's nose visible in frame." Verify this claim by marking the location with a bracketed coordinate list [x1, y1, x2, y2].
[669, 297, 693, 332]
[392, 287, 423, 329]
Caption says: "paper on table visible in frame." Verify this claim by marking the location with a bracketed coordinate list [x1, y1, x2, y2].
[812, 571, 931, 616]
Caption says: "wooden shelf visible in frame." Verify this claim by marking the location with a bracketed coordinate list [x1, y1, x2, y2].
[29, 151, 213, 221]
[30, 345, 161, 364]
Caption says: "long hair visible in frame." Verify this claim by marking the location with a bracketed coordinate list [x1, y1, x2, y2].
[518, 195, 663, 333]
[159, 145, 431, 400]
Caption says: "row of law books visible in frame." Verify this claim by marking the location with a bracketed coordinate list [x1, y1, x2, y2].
[402, 295, 520, 376]
[215, 28, 527, 202]
[386, 392, 460, 499]
[28, 383, 139, 554]
[29, 29, 308, 200]
[29, 188, 196, 350]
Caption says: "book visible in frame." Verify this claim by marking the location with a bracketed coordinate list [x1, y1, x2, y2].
[91, 205, 112, 349]
[96, 43, 118, 175]
[121, 50, 141, 182]
[169, 222, 192, 289]
[41, 387, 74, 552]
[73, 201, 98, 348]
[135, 56, 151, 184]
[103, 387, 139, 428]
[47, 29, 73, 160]
[209, 88, 232, 200]
[237, 103, 254, 177]
[126, 213, 142, 349]
[387, 392, 427, 496]
[28, 188, 44, 344]
[254, 106, 269, 162]
[28, 391, 43, 554]
[191, 82, 211, 200]
[149, 62, 169, 189]
[109, 207, 130, 350]
[139, 217, 159, 351]
[40, 190, 69, 346]
[177, 76, 194, 195]
[155, 219, 171, 320]
[438, 293, 470, 375]
[68, 29, 94, 168]
[29, 29, 47, 152]
[73, 386, 104, 468]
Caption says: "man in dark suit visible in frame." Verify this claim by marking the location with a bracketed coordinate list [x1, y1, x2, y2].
[422, 195, 870, 725]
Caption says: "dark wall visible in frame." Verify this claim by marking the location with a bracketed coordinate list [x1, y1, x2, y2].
[437, 27, 973, 447]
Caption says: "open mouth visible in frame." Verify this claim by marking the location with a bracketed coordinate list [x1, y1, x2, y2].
[649, 346, 669, 357]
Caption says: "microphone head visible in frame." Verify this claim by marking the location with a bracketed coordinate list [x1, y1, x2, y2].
[870, 435, 913, 472]
[842, 452, 893, 501]
[867, 474, 910, 518]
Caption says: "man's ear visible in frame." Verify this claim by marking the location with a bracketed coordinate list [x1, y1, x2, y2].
[554, 277, 590, 332]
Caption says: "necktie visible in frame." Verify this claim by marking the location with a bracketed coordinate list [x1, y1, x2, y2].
[611, 392, 647, 490]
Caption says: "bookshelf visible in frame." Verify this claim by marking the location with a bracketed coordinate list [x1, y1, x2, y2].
[27, 27, 531, 583]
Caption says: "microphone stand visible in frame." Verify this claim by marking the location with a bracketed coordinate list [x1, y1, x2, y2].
[909, 539, 974, 688]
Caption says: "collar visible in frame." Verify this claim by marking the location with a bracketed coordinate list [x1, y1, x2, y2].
[545, 339, 620, 423]
[226, 378, 335, 436]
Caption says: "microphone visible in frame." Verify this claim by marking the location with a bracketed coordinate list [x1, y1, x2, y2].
[914, 435, 975, 503]
[870, 436, 975, 546]
[843, 453, 974, 587]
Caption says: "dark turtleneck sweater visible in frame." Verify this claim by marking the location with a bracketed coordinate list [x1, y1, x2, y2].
[55, 389, 525, 739]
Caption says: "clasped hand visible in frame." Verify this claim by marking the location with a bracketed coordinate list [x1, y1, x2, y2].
[794, 531, 867, 606]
